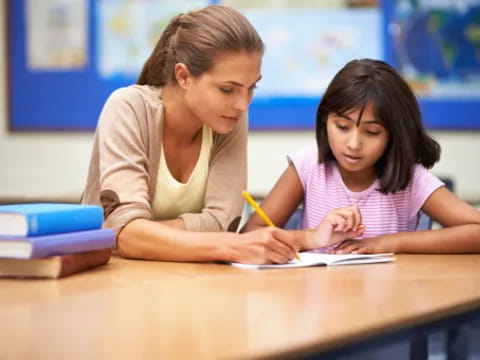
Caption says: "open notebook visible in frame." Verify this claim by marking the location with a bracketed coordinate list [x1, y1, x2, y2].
[231, 251, 395, 269]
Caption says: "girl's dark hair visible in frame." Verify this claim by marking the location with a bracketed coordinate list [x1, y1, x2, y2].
[137, 5, 264, 86]
[316, 59, 440, 194]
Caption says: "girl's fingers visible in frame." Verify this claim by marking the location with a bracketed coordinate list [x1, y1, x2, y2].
[348, 207, 359, 229]
[330, 214, 347, 231]
[334, 209, 356, 231]
[332, 211, 351, 231]
[334, 239, 369, 254]
[327, 206, 364, 233]
[331, 240, 347, 251]
[343, 226, 364, 240]
[343, 206, 363, 231]
[334, 239, 355, 251]
[346, 205, 362, 230]
[351, 206, 362, 230]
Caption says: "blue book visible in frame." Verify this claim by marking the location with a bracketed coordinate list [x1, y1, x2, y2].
[0, 203, 104, 236]
[0, 228, 115, 259]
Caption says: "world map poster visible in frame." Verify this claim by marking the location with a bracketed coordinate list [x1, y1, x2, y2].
[390, 0, 480, 99]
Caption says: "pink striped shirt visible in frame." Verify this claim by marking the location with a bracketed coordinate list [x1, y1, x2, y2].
[288, 146, 444, 238]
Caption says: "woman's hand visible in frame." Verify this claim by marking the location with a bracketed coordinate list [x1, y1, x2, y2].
[231, 227, 301, 264]
[305, 205, 365, 249]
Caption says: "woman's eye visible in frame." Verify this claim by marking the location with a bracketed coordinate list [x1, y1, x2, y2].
[220, 87, 234, 94]
[249, 84, 258, 92]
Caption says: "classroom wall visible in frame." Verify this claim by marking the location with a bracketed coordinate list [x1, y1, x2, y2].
[1, 1, 479, 203]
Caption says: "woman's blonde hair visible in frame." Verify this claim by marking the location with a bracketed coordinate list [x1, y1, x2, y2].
[137, 5, 264, 86]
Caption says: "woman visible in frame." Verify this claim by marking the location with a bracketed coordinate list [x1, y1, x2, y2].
[82, 5, 300, 264]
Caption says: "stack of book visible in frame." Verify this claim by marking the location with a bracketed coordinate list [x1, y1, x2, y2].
[0, 203, 114, 278]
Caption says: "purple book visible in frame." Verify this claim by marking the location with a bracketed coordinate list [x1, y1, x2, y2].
[0, 228, 114, 259]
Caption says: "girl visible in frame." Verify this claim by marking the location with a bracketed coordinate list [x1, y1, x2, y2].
[82, 5, 300, 264]
[243, 59, 480, 254]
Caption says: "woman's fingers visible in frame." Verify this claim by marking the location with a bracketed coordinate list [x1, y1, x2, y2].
[271, 227, 301, 253]
[265, 231, 296, 263]
[242, 227, 299, 264]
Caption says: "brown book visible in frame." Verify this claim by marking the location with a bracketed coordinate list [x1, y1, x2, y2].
[0, 248, 112, 278]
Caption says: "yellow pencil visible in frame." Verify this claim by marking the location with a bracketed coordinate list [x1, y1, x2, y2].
[242, 191, 301, 261]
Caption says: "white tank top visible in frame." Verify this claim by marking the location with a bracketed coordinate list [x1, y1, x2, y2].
[152, 125, 213, 220]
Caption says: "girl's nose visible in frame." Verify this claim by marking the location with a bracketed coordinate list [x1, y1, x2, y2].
[347, 130, 362, 150]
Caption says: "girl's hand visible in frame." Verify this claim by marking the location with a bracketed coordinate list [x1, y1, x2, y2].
[332, 235, 399, 254]
[233, 227, 301, 264]
[306, 205, 365, 249]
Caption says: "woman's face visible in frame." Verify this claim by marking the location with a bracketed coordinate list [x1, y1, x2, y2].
[182, 51, 262, 134]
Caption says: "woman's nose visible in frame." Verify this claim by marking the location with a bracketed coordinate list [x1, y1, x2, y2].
[233, 94, 250, 112]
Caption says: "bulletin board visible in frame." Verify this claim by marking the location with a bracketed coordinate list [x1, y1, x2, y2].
[7, 0, 480, 132]
[8, 0, 125, 131]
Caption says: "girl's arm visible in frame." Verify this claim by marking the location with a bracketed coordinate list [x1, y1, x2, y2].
[241, 163, 366, 251]
[117, 218, 301, 264]
[400, 186, 480, 252]
[241, 164, 364, 250]
[333, 186, 480, 254]
[241, 164, 304, 231]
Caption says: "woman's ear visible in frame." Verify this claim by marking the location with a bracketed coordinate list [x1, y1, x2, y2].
[174, 63, 191, 89]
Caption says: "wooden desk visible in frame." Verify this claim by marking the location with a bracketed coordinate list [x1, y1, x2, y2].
[1, 254, 480, 359]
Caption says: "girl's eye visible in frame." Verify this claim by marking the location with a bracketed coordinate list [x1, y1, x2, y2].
[249, 84, 258, 92]
[365, 127, 383, 136]
[220, 87, 234, 94]
[336, 123, 349, 131]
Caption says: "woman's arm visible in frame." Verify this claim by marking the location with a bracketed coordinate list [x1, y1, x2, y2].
[333, 186, 480, 254]
[156, 218, 185, 229]
[86, 89, 303, 263]
[117, 218, 301, 264]
[83, 87, 157, 237]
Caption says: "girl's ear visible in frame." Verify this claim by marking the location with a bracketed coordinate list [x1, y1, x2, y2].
[174, 63, 191, 89]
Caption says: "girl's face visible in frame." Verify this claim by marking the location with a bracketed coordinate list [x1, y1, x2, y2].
[182, 51, 262, 134]
[326, 101, 389, 182]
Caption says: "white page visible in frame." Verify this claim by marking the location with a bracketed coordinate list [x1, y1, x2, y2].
[231, 252, 395, 269]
